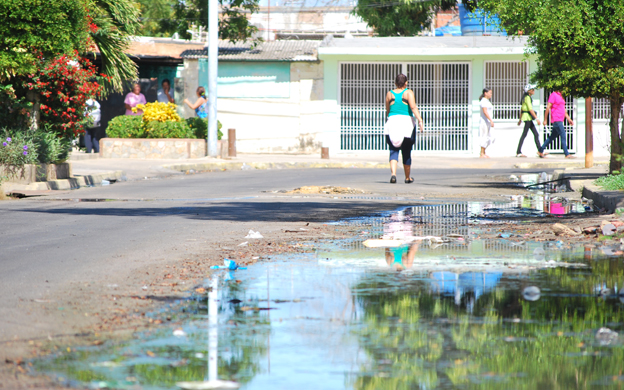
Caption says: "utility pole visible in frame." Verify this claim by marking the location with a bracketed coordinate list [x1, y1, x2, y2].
[207, 0, 218, 157]
[585, 97, 594, 168]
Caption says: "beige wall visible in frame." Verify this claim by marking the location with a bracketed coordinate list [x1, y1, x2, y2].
[179, 59, 326, 154]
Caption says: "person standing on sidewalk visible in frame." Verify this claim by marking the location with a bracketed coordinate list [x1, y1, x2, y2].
[479, 88, 495, 158]
[157, 79, 175, 104]
[515, 84, 541, 157]
[84, 99, 101, 153]
[384, 74, 424, 184]
[538, 90, 575, 159]
[183, 86, 208, 118]
[124, 83, 146, 116]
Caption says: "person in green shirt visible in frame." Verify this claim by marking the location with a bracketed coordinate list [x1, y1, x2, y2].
[515, 84, 542, 157]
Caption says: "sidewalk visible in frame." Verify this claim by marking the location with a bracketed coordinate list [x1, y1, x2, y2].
[70, 153, 609, 180]
[1, 151, 612, 196]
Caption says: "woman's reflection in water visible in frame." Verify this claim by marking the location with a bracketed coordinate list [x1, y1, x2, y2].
[385, 241, 420, 271]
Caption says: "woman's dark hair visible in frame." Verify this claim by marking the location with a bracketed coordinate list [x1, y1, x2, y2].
[479, 88, 492, 100]
[196, 86, 206, 98]
[395, 74, 408, 88]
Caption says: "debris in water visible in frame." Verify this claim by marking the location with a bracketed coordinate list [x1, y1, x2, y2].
[522, 286, 541, 301]
[173, 329, 187, 337]
[596, 328, 618, 345]
[211, 259, 247, 271]
[533, 248, 546, 261]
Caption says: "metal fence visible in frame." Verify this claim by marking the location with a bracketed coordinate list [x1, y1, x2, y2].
[484, 61, 528, 121]
[339, 62, 470, 152]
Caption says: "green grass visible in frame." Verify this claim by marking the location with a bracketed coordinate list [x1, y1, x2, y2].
[594, 174, 624, 190]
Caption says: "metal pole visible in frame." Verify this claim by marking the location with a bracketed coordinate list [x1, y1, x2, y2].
[585, 97, 594, 168]
[207, 0, 219, 157]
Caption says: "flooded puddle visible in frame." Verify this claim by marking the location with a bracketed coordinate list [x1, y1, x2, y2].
[34, 201, 624, 389]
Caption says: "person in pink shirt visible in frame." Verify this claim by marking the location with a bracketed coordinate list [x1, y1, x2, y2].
[538, 90, 575, 158]
[124, 83, 147, 115]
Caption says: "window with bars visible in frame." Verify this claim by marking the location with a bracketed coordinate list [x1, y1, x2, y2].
[592, 98, 624, 121]
[484, 61, 528, 121]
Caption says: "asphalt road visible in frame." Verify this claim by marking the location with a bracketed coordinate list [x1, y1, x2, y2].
[0, 167, 550, 343]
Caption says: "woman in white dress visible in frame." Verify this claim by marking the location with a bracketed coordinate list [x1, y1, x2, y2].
[479, 88, 495, 158]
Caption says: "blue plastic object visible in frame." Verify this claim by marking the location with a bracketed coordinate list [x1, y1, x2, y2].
[210, 258, 247, 270]
[434, 25, 462, 36]
[458, 3, 507, 36]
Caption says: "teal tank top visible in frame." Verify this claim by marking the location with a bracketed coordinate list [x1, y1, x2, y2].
[388, 90, 412, 117]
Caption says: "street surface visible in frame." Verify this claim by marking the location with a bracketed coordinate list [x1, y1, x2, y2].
[0, 166, 554, 385]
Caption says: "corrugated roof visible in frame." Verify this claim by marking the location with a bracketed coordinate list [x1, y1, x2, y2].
[180, 40, 320, 61]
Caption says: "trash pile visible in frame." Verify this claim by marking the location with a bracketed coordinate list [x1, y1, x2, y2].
[288, 186, 367, 195]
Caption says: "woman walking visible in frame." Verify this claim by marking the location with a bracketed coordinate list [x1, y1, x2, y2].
[384, 74, 424, 184]
[516, 84, 542, 157]
[479, 88, 495, 158]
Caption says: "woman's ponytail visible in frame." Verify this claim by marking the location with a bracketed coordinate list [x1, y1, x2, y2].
[479, 88, 491, 101]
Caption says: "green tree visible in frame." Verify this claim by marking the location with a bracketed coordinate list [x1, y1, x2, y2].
[477, 0, 624, 173]
[352, 0, 457, 37]
[162, 0, 260, 43]
[0, 0, 90, 80]
[89, 0, 141, 94]
[135, 0, 177, 37]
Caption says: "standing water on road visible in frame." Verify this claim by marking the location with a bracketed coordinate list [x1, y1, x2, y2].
[35, 201, 624, 389]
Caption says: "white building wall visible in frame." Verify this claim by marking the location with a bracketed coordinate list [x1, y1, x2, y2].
[180, 59, 326, 154]
[594, 121, 616, 158]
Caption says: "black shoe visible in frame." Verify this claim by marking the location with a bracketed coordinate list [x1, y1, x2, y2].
[390, 175, 396, 183]
[405, 177, 414, 183]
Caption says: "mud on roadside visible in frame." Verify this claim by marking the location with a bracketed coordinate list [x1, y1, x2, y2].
[0, 219, 368, 390]
[3, 191, 621, 389]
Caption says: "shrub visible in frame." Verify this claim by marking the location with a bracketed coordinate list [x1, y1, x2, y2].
[186, 117, 223, 140]
[133, 102, 181, 122]
[0, 130, 38, 183]
[106, 115, 144, 138]
[594, 175, 624, 191]
[35, 128, 71, 164]
[144, 120, 194, 139]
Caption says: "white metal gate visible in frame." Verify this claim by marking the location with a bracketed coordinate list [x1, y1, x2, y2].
[339, 62, 471, 152]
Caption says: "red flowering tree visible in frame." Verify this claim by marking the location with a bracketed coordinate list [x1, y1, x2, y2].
[0, 0, 140, 139]
[26, 54, 105, 138]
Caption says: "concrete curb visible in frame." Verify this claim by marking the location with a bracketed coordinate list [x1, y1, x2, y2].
[581, 181, 624, 213]
[514, 161, 608, 169]
[163, 161, 388, 172]
[553, 167, 624, 213]
[2, 170, 125, 193]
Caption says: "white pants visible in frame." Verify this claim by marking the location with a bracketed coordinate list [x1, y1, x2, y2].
[479, 121, 495, 148]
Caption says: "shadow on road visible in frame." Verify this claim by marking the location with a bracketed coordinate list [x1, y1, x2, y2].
[14, 200, 417, 222]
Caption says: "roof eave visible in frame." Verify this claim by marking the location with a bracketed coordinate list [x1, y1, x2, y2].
[318, 47, 527, 57]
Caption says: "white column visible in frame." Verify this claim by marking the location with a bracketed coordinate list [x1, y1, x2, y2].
[207, 0, 219, 157]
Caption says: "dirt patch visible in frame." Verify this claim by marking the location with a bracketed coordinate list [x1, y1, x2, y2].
[288, 186, 367, 195]
[0, 220, 359, 389]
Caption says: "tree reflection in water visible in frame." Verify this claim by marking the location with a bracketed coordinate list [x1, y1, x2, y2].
[350, 258, 624, 389]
